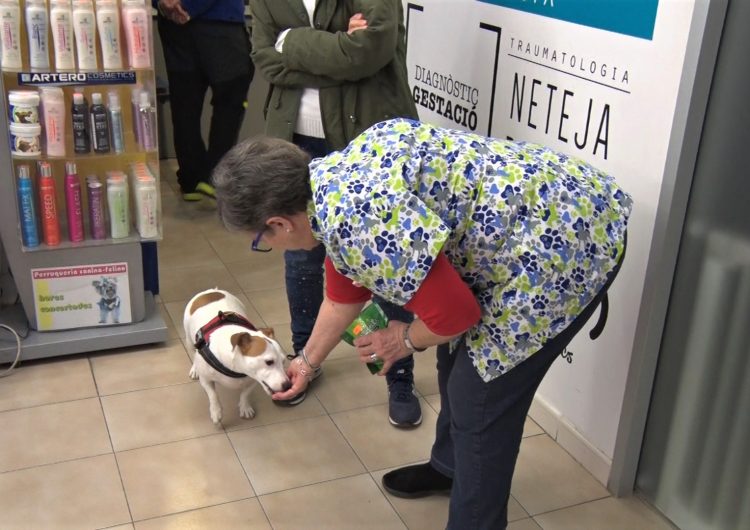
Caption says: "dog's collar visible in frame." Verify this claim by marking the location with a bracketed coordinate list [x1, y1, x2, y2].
[194, 311, 257, 379]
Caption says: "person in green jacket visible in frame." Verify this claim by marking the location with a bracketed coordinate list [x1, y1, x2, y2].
[248, 0, 422, 427]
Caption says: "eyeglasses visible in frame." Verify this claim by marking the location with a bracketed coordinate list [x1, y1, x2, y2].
[251, 228, 271, 252]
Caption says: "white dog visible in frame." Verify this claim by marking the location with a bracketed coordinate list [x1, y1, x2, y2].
[184, 288, 291, 424]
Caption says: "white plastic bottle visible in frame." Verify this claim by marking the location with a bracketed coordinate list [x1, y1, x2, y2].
[137, 91, 156, 150]
[72, 0, 97, 70]
[121, 0, 150, 69]
[40, 87, 66, 156]
[25, 0, 50, 70]
[107, 173, 130, 239]
[0, 0, 22, 70]
[95, 0, 122, 70]
[50, 0, 75, 70]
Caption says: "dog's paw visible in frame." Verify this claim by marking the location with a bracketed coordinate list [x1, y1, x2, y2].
[239, 402, 256, 419]
[188, 365, 198, 380]
[210, 404, 223, 424]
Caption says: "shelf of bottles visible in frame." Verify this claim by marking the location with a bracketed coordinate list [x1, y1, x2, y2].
[1, 0, 162, 252]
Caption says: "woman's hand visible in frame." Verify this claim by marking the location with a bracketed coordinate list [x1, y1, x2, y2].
[354, 321, 411, 375]
[347, 13, 368, 35]
[272, 357, 311, 401]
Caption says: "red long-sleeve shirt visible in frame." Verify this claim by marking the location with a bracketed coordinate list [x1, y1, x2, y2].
[325, 253, 481, 336]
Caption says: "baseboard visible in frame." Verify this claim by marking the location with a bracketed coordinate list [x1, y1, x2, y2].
[528, 395, 612, 487]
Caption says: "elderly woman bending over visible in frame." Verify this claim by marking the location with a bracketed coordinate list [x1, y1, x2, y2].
[213, 118, 631, 530]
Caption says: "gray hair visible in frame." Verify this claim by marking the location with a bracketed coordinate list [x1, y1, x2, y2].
[212, 136, 312, 232]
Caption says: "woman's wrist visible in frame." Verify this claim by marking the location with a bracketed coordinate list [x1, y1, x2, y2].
[299, 348, 320, 370]
[292, 356, 317, 382]
[403, 321, 427, 353]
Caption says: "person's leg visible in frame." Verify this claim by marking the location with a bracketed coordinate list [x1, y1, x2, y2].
[387, 281, 614, 529]
[284, 243, 326, 355]
[157, 17, 209, 197]
[201, 23, 254, 182]
[276, 134, 329, 405]
[382, 342, 454, 495]
[206, 74, 252, 177]
[376, 298, 422, 427]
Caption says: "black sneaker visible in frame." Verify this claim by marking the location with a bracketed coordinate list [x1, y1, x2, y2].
[274, 364, 322, 407]
[388, 378, 422, 427]
[382, 462, 452, 498]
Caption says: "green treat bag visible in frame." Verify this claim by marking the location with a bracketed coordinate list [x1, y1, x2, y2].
[341, 303, 388, 374]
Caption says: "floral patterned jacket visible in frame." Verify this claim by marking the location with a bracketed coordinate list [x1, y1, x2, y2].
[308, 119, 632, 381]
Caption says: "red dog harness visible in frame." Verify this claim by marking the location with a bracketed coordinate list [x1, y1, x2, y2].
[193, 311, 257, 379]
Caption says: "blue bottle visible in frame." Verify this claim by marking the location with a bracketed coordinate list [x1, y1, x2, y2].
[17, 165, 39, 248]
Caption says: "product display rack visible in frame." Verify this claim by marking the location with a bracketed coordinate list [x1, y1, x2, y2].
[0, 0, 167, 363]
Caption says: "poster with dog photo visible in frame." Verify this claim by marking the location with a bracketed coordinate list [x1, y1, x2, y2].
[31, 262, 132, 331]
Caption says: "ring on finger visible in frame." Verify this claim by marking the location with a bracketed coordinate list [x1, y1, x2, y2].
[368, 352, 378, 362]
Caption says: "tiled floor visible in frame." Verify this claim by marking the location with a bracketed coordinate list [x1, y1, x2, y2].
[0, 160, 677, 529]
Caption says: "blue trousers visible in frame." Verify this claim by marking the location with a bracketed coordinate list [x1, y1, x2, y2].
[430, 280, 614, 530]
[285, 134, 415, 383]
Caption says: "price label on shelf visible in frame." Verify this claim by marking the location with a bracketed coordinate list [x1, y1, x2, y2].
[31, 262, 132, 330]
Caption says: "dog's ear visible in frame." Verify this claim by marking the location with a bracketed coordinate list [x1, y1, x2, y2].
[258, 327, 275, 339]
[231, 332, 266, 357]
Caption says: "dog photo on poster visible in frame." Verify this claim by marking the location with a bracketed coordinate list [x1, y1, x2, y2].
[31, 262, 132, 330]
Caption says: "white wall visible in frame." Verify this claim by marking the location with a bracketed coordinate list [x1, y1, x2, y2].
[405, 0, 698, 465]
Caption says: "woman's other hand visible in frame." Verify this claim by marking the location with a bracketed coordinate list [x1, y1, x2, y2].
[354, 321, 411, 375]
[347, 13, 368, 35]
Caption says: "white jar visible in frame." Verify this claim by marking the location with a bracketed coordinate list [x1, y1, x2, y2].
[9, 123, 42, 156]
[8, 91, 41, 124]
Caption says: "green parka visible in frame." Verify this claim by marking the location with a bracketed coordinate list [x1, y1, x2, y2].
[249, 0, 419, 151]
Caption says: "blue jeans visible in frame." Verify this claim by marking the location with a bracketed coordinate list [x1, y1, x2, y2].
[430, 281, 615, 530]
[285, 134, 415, 384]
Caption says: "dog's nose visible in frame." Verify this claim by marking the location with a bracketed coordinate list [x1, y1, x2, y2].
[282, 380, 292, 392]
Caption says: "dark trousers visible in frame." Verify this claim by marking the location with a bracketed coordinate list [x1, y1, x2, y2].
[285, 134, 415, 384]
[431, 278, 617, 530]
[158, 18, 254, 193]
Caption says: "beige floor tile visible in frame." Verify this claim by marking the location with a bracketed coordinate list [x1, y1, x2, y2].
[198, 214, 234, 239]
[0, 356, 96, 412]
[331, 399, 438, 471]
[260, 474, 406, 530]
[414, 347, 439, 396]
[118, 434, 253, 521]
[312, 356, 390, 413]
[217, 384, 327, 432]
[102, 382, 221, 451]
[158, 237, 224, 271]
[106, 525, 135, 530]
[524, 417, 544, 437]
[91, 340, 191, 396]
[508, 518, 543, 530]
[511, 435, 609, 516]
[210, 233, 271, 264]
[229, 415, 365, 495]
[161, 213, 199, 238]
[226, 258, 286, 293]
[134, 499, 271, 530]
[370, 467, 529, 528]
[534, 496, 676, 530]
[158, 264, 243, 303]
[0, 454, 130, 529]
[424, 393, 440, 414]
[157, 303, 179, 341]
[244, 287, 290, 326]
[0, 397, 111, 472]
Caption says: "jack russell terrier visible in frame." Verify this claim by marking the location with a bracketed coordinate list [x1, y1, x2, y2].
[184, 288, 291, 424]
